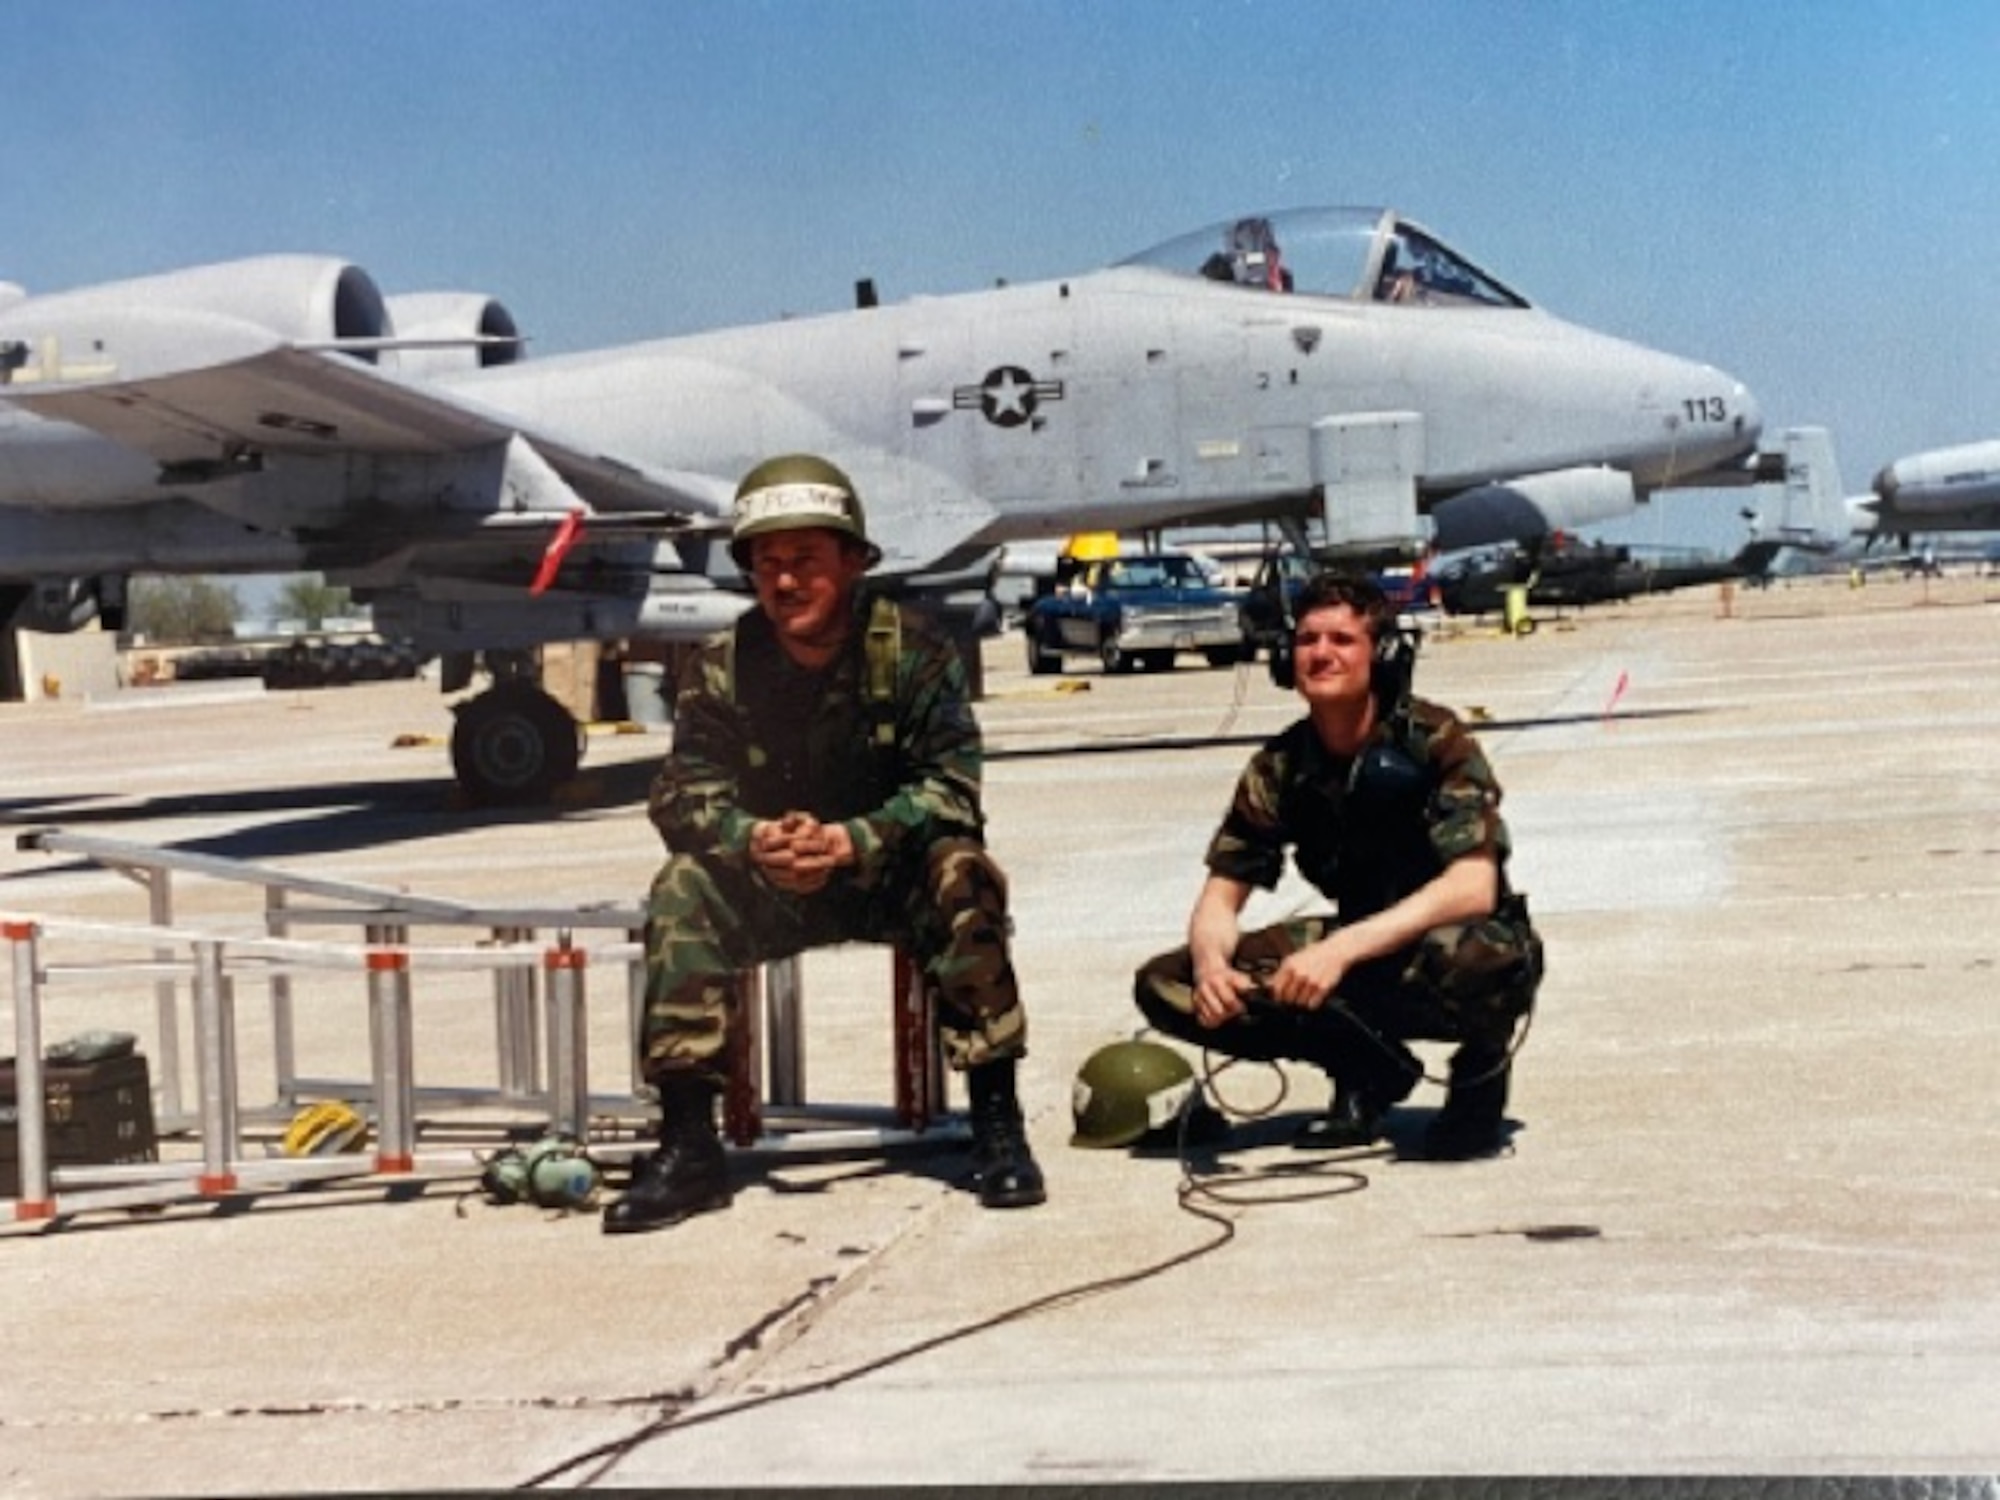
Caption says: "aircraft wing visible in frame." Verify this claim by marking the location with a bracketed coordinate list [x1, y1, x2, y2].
[4, 339, 734, 524]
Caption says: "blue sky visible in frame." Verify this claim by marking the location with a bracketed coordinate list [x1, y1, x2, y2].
[6, 0, 1998, 553]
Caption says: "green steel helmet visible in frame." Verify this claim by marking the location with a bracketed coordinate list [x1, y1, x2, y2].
[729, 453, 881, 569]
[1069, 1038, 1199, 1148]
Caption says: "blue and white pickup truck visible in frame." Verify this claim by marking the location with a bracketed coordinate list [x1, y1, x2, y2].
[1021, 552, 1249, 675]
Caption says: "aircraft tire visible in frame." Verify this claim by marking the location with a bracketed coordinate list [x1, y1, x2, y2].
[451, 682, 584, 805]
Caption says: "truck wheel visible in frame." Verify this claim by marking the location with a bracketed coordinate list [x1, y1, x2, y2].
[1099, 639, 1133, 674]
[1025, 627, 1062, 676]
[1137, 650, 1175, 673]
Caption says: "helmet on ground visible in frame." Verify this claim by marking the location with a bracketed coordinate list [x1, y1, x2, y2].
[281, 1100, 369, 1157]
[729, 453, 881, 569]
[1070, 1038, 1199, 1148]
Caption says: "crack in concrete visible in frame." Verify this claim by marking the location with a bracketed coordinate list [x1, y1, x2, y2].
[0, 1388, 691, 1430]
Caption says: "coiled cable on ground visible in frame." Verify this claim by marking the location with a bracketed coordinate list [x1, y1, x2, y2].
[519, 1052, 1372, 1490]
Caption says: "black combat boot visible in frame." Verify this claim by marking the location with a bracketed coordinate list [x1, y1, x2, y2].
[1420, 1043, 1511, 1160]
[967, 1059, 1046, 1210]
[601, 1074, 732, 1234]
[1293, 1065, 1419, 1148]
[1292, 1024, 1419, 1150]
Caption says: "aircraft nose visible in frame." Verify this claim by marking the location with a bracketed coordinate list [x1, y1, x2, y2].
[1665, 365, 1762, 483]
[1730, 379, 1764, 450]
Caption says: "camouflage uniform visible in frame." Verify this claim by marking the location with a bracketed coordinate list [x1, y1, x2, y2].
[641, 588, 1025, 1083]
[1135, 695, 1542, 1065]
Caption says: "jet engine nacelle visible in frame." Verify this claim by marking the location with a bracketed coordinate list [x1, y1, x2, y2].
[383, 292, 525, 377]
[0, 255, 393, 388]
[1429, 465, 1638, 554]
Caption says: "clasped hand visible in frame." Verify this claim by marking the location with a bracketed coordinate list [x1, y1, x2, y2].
[749, 811, 855, 895]
[1192, 939, 1352, 1028]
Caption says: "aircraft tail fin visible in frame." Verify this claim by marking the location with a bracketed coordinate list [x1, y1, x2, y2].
[1763, 426, 1854, 549]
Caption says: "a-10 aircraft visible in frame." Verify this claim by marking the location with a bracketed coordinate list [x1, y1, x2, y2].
[1749, 424, 2000, 552]
[0, 206, 1769, 801]
[1431, 424, 1861, 621]
[1855, 437, 2000, 542]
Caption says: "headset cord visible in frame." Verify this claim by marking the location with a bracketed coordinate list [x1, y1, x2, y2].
[1211, 653, 1256, 740]
[1317, 992, 1537, 1093]
[1236, 947, 1537, 1095]
[519, 1046, 1398, 1489]
[519, 1164, 1239, 1490]
[1179, 1048, 1375, 1213]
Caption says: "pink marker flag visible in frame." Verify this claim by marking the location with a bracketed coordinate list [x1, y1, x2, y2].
[1604, 669, 1630, 716]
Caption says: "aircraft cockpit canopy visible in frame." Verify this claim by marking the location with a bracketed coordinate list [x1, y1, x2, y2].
[1117, 207, 1530, 309]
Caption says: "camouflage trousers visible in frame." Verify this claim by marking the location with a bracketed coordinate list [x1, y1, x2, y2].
[639, 836, 1027, 1084]
[1134, 894, 1542, 1076]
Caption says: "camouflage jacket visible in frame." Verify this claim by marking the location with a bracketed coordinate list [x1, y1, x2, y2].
[649, 589, 985, 888]
[1204, 695, 1511, 920]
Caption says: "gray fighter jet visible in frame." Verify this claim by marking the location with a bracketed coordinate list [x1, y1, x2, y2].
[0, 207, 1765, 800]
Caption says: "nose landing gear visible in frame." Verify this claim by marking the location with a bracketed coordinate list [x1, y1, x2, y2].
[450, 681, 583, 805]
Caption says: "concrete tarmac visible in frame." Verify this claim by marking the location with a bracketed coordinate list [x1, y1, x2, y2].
[1, 573, 1996, 1494]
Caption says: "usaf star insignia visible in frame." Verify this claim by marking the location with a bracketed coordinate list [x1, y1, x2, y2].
[953, 365, 1066, 428]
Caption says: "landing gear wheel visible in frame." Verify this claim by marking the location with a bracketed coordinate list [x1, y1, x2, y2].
[451, 683, 583, 805]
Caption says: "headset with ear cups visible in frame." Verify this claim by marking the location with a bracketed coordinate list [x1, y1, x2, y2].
[1265, 570, 1420, 704]
[478, 1133, 602, 1210]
